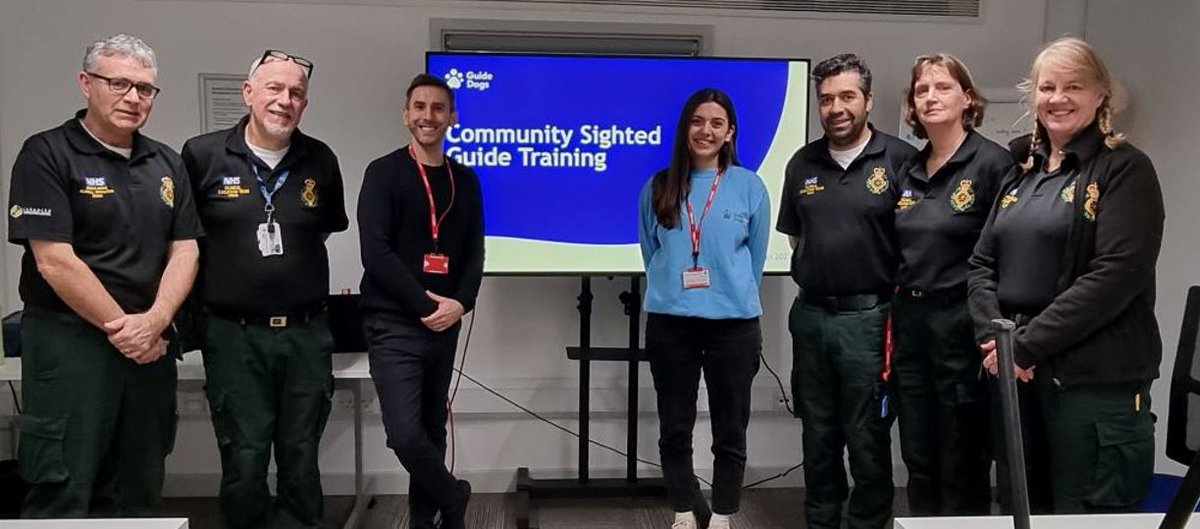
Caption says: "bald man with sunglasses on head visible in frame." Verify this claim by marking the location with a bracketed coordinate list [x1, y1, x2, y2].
[181, 49, 348, 529]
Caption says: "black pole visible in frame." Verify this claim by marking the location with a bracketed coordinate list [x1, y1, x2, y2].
[578, 276, 593, 484]
[993, 318, 1031, 529]
[625, 276, 641, 483]
[1160, 449, 1200, 529]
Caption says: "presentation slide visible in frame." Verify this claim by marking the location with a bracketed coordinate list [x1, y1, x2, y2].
[426, 53, 809, 275]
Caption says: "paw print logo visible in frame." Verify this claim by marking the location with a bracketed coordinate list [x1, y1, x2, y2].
[445, 69, 465, 89]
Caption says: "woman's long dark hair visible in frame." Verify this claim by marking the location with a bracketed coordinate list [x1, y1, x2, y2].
[652, 88, 740, 229]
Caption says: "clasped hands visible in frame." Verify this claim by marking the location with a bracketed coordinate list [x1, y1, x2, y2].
[979, 339, 1035, 383]
[104, 312, 169, 365]
[421, 291, 464, 332]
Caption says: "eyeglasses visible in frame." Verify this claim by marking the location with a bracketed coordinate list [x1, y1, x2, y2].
[86, 72, 161, 100]
[253, 49, 314, 79]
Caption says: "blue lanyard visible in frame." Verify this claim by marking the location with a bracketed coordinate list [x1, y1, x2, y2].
[251, 164, 289, 222]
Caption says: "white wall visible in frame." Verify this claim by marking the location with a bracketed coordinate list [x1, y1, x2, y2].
[1085, 0, 1200, 476]
[0, 0, 1052, 494]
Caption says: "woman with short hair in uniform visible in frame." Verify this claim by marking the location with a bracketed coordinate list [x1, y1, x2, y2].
[638, 88, 770, 529]
[968, 37, 1164, 513]
[892, 53, 1013, 516]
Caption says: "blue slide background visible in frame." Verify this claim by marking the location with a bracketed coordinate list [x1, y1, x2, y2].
[428, 54, 790, 245]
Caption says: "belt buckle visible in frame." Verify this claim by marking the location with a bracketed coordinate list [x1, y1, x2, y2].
[269, 316, 288, 328]
[823, 296, 840, 313]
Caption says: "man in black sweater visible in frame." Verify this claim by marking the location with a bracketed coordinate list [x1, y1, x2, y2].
[358, 74, 484, 529]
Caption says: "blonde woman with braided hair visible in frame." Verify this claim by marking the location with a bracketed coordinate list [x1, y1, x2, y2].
[967, 36, 1164, 513]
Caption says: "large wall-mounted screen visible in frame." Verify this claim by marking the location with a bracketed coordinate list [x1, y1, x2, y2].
[427, 52, 810, 275]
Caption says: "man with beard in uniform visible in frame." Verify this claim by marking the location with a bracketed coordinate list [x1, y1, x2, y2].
[776, 53, 917, 529]
[182, 49, 348, 529]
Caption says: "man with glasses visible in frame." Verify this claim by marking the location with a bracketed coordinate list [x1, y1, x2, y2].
[7, 34, 203, 517]
[181, 49, 346, 529]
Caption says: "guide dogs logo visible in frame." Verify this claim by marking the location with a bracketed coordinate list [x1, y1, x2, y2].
[301, 178, 318, 208]
[444, 69, 465, 89]
[866, 167, 889, 195]
[896, 189, 917, 211]
[217, 176, 251, 199]
[444, 68, 493, 91]
[799, 176, 825, 196]
[1083, 182, 1100, 222]
[160, 176, 175, 208]
[949, 179, 975, 212]
[80, 176, 115, 198]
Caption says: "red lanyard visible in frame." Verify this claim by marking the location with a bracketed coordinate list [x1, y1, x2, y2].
[410, 144, 456, 250]
[684, 168, 723, 266]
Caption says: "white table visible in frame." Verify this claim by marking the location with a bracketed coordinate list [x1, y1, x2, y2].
[0, 519, 188, 528]
[895, 513, 1200, 528]
[0, 352, 373, 529]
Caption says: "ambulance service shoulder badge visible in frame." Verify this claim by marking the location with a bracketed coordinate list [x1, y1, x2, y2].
[301, 178, 318, 208]
[160, 176, 175, 208]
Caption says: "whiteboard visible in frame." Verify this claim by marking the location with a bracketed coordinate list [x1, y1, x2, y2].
[898, 87, 1031, 149]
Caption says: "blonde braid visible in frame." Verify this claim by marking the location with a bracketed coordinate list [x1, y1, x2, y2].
[1021, 126, 1040, 172]
[1097, 104, 1126, 149]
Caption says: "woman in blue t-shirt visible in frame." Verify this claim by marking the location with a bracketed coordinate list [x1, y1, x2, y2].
[638, 88, 770, 529]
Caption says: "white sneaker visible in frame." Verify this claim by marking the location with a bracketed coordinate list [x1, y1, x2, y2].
[708, 515, 731, 529]
[671, 512, 698, 529]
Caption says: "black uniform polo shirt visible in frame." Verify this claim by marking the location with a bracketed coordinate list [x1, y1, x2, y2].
[990, 166, 1075, 314]
[8, 110, 205, 313]
[895, 130, 1012, 292]
[182, 116, 349, 314]
[776, 125, 917, 296]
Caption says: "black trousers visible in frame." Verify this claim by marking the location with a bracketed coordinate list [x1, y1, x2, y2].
[365, 312, 461, 529]
[891, 293, 991, 515]
[646, 313, 761, 515]
[789, 299, 894, 529]
[202, 312, 335, 529]
[19, 307, 177, 518]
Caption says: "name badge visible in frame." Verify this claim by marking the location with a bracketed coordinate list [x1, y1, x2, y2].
[682, 267, 710, 289]
[257, 222, 283, 257]
[423, 253, 450, 274]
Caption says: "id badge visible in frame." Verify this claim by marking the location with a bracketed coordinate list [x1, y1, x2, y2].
[423, 253, 450, 274]
[257, 222, 283, 257]
[682, 267, 710, 289]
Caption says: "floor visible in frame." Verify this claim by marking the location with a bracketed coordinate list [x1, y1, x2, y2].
[154, 488, 910, 528]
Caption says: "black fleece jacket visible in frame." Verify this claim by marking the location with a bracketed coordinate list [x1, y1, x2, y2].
[968, 123, 1164, 386]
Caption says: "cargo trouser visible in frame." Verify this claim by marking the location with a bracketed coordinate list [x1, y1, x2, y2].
[1040, 379, 1155, 513]
[789, 297, 894, 529]
[202, 311, 334, 529]
[891, 291, 991, 515]
[19, 306, 177, 518]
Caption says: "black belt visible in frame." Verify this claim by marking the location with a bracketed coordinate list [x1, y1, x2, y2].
[208, 304, 326, 328]
[803, 292, 891, 313]
[897, 287, 967, 302]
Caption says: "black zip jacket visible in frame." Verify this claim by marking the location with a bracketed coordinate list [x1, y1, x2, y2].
[967, 123, 1164, 386]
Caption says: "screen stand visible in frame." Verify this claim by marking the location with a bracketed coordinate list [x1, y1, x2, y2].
[1160, 449, 1200, 529]
[515, 276, 666, 529]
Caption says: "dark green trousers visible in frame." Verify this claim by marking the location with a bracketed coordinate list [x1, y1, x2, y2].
[891, 293, 991, 515]
[19, 306, 177, 518]
[1040, 379, 1155, 513]
[789, 298, 894, 529]
[202, 312, 335, 529]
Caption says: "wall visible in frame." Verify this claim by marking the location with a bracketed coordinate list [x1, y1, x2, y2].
[0, 0, 1051, 494]
[1084, 0, 1200, 476]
